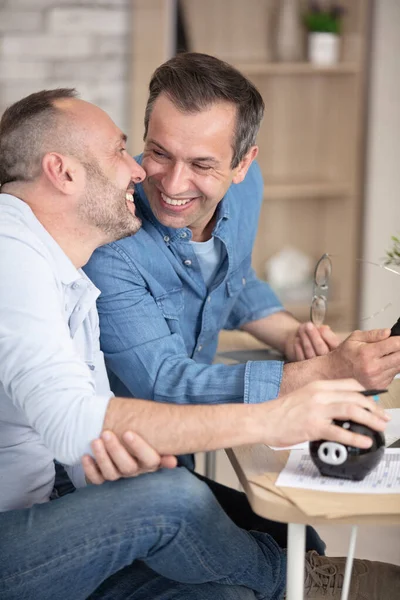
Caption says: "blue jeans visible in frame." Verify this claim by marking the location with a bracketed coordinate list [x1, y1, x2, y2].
[0, 468, 286, 600]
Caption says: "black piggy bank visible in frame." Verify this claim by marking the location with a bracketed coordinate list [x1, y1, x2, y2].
[309, 420, 385, 481]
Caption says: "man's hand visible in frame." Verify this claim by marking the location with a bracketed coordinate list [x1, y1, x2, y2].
[82, 431, 177, 485]
[259, 379, 390, 449]
[284, 322, 340, 362]
[329, 328, 400, 389]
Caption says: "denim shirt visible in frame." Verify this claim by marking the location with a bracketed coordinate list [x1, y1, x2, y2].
[85, 157, 284, 406]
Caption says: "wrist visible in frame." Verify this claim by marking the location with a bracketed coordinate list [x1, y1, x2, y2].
[248, 402, 277, 446]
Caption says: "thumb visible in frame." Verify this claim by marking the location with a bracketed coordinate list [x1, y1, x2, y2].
[350, 328, 390, 343]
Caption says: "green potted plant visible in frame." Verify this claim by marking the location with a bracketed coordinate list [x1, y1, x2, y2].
[303, 1, 346, 66]
[385, 235, 400, 266]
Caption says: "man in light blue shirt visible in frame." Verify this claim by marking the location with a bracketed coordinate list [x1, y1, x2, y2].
[85, 53, 400, 549]
[1, 88, 398, 600]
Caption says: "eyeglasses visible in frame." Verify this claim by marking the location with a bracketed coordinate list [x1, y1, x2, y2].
[310, 253, 332, 326]
[310, 253, 400, 328]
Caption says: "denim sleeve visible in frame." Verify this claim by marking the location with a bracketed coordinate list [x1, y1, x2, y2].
[224, 266, 284, 330]
[86, 244, 283, 404]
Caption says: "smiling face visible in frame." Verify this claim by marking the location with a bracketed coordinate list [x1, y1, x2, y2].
[62, 99, 146, 243]
[142, 94, 257, 242]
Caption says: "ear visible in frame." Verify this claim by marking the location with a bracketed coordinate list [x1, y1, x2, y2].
[41, 152, 81, 195]
[232, 146, 259, 184]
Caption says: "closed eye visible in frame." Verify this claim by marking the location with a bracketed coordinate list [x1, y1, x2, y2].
[193, 163, 212, 171]
[153, 149, 168, 158]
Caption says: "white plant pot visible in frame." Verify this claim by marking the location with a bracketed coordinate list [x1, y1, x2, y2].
[308, 33, 339, 66]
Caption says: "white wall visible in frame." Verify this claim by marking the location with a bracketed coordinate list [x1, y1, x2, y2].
[361, 0, 400, 329]
[0, 0, 131, 133]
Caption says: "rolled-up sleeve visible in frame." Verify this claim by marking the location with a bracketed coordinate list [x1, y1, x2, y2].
[0, 235, 111, 465]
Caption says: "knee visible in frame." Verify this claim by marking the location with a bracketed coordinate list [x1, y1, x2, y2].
[154, 468, 215, 510]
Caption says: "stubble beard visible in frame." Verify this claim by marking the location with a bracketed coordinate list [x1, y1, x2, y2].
[79, 160, 141, 243]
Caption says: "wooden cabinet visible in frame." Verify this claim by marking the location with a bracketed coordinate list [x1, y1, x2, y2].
[131, 0, 371, 329]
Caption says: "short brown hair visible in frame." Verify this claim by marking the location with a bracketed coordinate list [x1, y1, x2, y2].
[0, 88, 78, 187]
[144, 52, 264, 169]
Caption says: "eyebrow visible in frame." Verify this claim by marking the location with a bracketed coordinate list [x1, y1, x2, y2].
[117, 133, 128, 146]
[147, 139, 220, 166]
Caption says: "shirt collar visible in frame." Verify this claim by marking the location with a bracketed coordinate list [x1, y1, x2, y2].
[0, 193, 82, 286]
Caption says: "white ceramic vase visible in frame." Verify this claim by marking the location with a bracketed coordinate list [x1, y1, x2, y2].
[308, 32, 339, 66]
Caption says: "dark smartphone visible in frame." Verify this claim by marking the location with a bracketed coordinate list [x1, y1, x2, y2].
[390, 318, 400, 336]
[388, 438, 400, 449]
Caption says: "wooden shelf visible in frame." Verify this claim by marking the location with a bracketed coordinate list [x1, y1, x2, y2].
[263, 181, 352, 201]
[235, 62, 359, 76]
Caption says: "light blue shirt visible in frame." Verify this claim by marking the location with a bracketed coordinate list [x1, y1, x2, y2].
[190, 236, 225, 289]
[0, 194, 112, 511]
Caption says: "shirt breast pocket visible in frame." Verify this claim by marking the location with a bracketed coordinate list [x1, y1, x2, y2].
[155, 288, 184, 321]
[219, 258, 251, 327]
[226, 256, 250, 298]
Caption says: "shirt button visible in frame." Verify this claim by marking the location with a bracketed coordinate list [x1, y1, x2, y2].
[163, 235, 170, 243]
[207, 296, 211, 303]
[180, 232, 187, 238]
[197, 345, 203, 352]
[242, 277, 246, 285]
[183, 259, 192, 266]
[72, 282, 79, 290]
[88, 364, 95, 371]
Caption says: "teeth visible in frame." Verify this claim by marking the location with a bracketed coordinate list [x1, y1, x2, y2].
[161, 192, 192, 207]
[125, 192, 134, 203]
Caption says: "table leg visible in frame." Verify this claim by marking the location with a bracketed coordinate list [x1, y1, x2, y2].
[286, 523, 306, 600]
[205, 450, 217, 480]
[340, 525, 358, 600]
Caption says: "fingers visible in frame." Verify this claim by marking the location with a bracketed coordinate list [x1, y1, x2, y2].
[319, 325, 340, 350]
[298, 323, 330, 358]
[349, 328, 390, 343]
[122, 432, 162, 472]
[323, 424, 373, 449]
[294, 338, 305, 361]
[326, 398, 389, 429]
[374, 335, 400, 357]
[160, 455, 178, 469]
[81, 454, 105, 485]
[91, 435, 136, 480]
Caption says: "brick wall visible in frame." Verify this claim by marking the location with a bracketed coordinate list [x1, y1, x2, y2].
[0, 0, 131, 133]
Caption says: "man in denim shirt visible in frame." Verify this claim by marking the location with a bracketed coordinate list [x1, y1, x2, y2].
[85, 53, 400, 549]
[3, 88, 399, 600]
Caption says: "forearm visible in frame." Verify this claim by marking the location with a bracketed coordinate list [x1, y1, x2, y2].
[241, 310, 300, 353]
[279, 353, 337, 395]
[103, 397, 264, 455]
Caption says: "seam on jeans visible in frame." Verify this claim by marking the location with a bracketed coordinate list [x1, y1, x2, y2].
[0, 523, 179, 585]
[179, 522, 261, 587]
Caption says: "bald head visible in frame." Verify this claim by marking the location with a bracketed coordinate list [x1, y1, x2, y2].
[0, 88, 87, 188]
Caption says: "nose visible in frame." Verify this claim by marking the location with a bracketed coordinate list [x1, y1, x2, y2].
[129, 155, 146, 184]
[161, 161, 190, 197]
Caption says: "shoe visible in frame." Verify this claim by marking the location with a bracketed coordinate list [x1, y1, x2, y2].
[303, 550, 400, 598]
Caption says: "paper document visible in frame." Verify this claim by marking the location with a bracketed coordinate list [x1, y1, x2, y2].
[385, 409, 400, 447]
[276, 449, 400, 494]
[268, 442, 308, 451]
